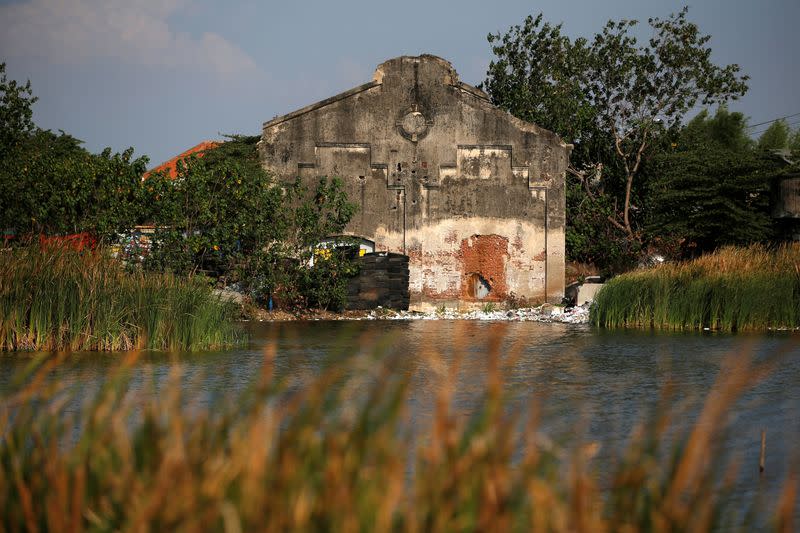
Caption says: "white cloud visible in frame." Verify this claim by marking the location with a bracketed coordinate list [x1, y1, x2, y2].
[0, 0, 263, 79]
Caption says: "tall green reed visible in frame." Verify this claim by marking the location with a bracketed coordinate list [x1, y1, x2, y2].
[592, 245, 800, 331]
[0, 245, 243, 351]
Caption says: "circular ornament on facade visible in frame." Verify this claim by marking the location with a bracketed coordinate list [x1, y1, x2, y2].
[397, 111, 430, 142]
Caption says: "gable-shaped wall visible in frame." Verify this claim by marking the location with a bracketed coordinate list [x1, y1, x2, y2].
[259, 55, 572, 308]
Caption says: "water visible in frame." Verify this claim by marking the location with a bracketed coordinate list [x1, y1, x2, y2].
[1, 320, 799, 525]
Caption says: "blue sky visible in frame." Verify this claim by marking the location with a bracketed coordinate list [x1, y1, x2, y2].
[1, 0, 797, 167]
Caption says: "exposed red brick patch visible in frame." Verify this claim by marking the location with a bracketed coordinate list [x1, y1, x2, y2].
[143, 141, 221, 179]
[532, 250, 547, 261]
[406, 246, 424, 260]
[460, 234, 509, 301]
[421, 284, 461, 300]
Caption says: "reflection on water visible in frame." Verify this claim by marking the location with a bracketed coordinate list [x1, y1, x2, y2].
[1, 320, 799, 523]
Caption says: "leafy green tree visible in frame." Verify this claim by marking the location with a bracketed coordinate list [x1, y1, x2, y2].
[1, 64, 148, 240]
[482, 15, 596, 147]
[681, 107, 753, 152]
[145, 136, 358, 310]
[648, 108, 783, 254]
[484, 9, 748, 268]
[240, 176, 358, 310]
[144, 136, 284, 276]
[790, 129, 800, 153]
[0, 128, 148, 240]
[0, 62, 37, 157]
[757, 119, 791, 151]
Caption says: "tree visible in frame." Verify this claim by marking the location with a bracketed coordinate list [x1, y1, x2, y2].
[757, 119, 790, 151]
[271, 177, 359, 309]
[144, 136, 358, 310]
[680, 107, 753, 152]
[791, 129, 800, 153]
[482, 15, 596, 146]
[0, 62, 37, 157]
[647, 108, 782, 254]
[1, 64, 149, 240]
[144, 136, 285, 276]
[0, 127, 148, 240]
[484, 8, 748, 263]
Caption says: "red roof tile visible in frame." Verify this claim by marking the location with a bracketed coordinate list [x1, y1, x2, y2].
[144, 141, 221, 179]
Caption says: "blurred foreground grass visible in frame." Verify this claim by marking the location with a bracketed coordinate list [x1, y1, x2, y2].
[0, 327, 796, 532]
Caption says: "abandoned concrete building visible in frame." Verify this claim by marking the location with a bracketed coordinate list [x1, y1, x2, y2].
[259, 55, 572, 308]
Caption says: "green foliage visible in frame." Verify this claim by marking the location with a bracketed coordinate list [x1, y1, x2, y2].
[0, 65, 148, 240]
[790, 129, 800, 153]
[239, 177, 359, 310]
[647, 108, 785, 254]
[483, 15, 596, 144]
[648, 150, 775, 252]
[757, 119, 791, 151]
[297, 244, 361, 311]
[481, 302, 496, 313]
[0, 62, 36, 156]
[144, 137, 358, 310]
[0, 67, 360, 312]
[484, 9, 748, 270]
[0, 130, 148, 239]
[681, 107, 753, 152]
[591, 245, 800, 331]
[0, 245, 243, 351]
[565, 180, 648, 273]
[143, 136, 284, 276]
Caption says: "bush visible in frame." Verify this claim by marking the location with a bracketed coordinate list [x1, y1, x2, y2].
[144, 137, 359, 311]
[142, 136, 284, 277]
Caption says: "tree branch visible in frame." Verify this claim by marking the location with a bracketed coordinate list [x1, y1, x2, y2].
[566, 165, 597, 200]
[621, 128, 649, 238]
[607, 214, 628, 233]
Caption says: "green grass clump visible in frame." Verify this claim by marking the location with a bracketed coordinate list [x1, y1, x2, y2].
[0, 327, 794, 532]
[0, 245, 243, 351]
[591, 244, 800, 331]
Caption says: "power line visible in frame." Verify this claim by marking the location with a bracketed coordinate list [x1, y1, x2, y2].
[746, 112, 800, 130]
[750, 118, 800, 137]
[750, 123, 800, 138]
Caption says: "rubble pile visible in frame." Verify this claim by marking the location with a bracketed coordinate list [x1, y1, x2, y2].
[364, 304, 591, 324]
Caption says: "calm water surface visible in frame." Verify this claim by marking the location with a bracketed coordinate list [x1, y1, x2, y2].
[1, 320, 798, 524]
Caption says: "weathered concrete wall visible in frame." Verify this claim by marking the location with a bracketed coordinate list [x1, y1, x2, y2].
[259, 55, 571, 308]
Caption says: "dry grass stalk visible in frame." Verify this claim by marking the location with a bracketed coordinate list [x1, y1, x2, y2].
[0, 331, 795, 531]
